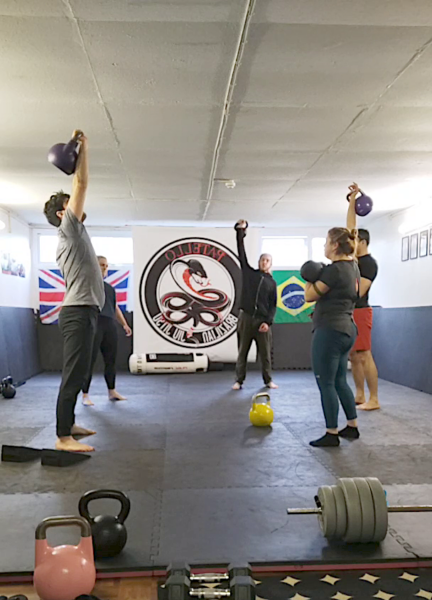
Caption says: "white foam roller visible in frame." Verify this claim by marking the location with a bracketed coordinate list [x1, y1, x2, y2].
[129, 352, 209, 374]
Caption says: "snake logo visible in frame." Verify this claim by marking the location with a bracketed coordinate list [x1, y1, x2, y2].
[140, 238, 242, 348]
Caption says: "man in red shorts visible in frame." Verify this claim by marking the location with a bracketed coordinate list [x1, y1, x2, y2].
[347, 184, 379, 410]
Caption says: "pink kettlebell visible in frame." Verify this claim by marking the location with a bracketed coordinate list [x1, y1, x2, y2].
[34, 516, 96, 600]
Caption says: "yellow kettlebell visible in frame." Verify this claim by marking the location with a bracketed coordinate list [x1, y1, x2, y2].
[249, 392, 274, 427]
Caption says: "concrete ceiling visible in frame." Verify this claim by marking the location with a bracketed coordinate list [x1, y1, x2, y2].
[1, 0, 432, 228]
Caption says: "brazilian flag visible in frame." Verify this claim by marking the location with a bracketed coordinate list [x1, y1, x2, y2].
[273, 270, 315, 324]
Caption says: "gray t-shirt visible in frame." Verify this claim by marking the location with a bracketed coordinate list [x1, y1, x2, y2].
[56, 208, 105, 309]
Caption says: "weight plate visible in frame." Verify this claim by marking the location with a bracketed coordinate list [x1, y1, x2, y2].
[366, 477, 388, 542]
[353, 478, 375, 543]
[317, 486, 337, 538]
[338, 478, 362, 543]
[333, 484, 348, 539]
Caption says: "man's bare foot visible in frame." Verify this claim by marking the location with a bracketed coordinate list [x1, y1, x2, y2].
[82, 394, 94, 407]
[232, 382, 242, 390]
[266, 381, 278, 389]
[109, 390, 127, 401]
[56, 437, 94, 453]
[71, 424, 96, 437]
[355, 396, 366, 405]
[358, 401, 380, 411]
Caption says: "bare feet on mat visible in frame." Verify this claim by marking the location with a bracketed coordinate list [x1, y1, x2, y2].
[109, 390, 127, 401]
[232, 382, 242, 390]
[266, 381, 278, 389]
[358, 401, 380, 411]
[71, 424, 96, 437]
[82, 394, 94, 406]
[56, 437, 95, 453]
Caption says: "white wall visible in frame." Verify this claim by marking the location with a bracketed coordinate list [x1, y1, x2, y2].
[0, 209, 33, 308]
[369, 208, 432, 308]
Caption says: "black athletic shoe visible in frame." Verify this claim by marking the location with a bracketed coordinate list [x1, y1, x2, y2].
[309, 432, 340, 447]
[338, 426, 360, 440]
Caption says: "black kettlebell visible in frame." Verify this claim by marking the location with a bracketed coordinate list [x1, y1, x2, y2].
[1, 376, 16, 399]
[300, 260, 325, 284]
[78, 489, 130, 559]
[234, 219, 248, 231]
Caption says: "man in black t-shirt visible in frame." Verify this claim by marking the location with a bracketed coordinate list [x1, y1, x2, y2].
[347, 184, 380, 410]
[233, 220, 277, 390]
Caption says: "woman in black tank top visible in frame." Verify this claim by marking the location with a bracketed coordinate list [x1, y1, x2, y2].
[82, 256, 132, 405]
[304, 228, 360, 447]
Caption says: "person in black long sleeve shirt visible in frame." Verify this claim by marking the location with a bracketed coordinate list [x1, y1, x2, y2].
[233, 220, 278, 390]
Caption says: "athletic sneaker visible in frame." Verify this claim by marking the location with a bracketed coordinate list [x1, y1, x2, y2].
[338, 426, 360, 440]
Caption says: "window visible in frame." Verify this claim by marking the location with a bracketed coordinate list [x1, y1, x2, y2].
[311, 237, 327, 263]
[39, 235, 58, 263]
[39, 234, 133, 264]
[91, 237, 133, 264]
[261, 236, 308, 268]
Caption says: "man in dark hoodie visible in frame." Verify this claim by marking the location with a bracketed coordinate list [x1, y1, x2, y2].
[233, 220, 278, 390]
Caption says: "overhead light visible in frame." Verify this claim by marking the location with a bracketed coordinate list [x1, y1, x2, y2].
[0, 219, 5, 230]
[215, 179, 236, 189]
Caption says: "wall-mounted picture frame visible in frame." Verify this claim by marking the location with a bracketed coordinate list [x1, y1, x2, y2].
[401, 236, 409, 262]
[410, 233, 419, 260]
[420, 230, 428, 257]
[429, 228, 432, 255]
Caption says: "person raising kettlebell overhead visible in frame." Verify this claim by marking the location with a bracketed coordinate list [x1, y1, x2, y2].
[346, 183, 380, 411]
[43, 131, 105, 453]
[303, 227, 361, 447]
[233, 220, 277, 390]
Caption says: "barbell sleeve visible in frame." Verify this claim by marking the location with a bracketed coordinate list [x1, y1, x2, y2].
[287, 505, 432, 515]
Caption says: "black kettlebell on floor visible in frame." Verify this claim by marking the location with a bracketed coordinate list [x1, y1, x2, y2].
[78, 490, 130, 559]
[300, 260, 325, 284]
[1, 376, 16, 399]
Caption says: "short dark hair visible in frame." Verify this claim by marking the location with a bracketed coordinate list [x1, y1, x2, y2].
[357, 228, 370, 245]
[43, 191, 70, 227]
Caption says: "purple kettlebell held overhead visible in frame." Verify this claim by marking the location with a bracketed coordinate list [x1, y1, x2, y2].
[346, 189, 373, 217]
[48, 130, 83, 175]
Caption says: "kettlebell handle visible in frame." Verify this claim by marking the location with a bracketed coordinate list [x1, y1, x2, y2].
[35, 516, 92, 540]
[252, 392, 271, 407]
[346, 189, 364, 201]
[79, 489, 131, 524]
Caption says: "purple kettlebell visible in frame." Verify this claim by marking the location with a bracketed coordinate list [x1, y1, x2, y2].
[48, 130, 83, 175]
[346, 191, 373, 217]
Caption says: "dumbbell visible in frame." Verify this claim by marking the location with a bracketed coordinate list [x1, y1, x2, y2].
[166, 562, 255, 600]
[287, 477, 432, 544]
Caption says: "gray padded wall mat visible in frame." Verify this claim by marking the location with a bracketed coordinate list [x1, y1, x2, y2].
[372, 306, 432, 394]
[0, 307, 40, 382]
[37, 311, 133, 372]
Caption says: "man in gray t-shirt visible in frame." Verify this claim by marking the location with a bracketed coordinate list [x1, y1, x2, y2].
[43, 132, 104, 453]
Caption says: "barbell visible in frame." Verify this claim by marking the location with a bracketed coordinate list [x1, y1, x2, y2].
[287, 477, 432, 544]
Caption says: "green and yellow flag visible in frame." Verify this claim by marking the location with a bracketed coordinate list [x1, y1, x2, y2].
[273, 270, 315, 324]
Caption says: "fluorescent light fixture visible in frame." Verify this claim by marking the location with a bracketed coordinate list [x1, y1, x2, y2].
[0, 219, 5, 230]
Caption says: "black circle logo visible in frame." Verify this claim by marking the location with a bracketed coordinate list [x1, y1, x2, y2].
[139, 237, 241, 348]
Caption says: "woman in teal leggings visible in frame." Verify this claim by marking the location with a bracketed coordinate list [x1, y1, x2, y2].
[304, 227, 361, 447]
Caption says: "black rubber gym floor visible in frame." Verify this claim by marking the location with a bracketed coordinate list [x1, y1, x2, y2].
[0, 370, 431, 575]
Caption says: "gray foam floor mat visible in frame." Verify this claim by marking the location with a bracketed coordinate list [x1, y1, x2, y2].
[1, 371, 432, 573]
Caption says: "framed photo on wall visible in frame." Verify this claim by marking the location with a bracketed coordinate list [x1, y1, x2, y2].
[401, 236, 409, 262]
[410, 233, 419, 259]
[420, 230, 428, 257]
[429, 228, 432, 255]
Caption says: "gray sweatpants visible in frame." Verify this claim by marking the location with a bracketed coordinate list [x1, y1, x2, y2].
[235, 310, 272, 385]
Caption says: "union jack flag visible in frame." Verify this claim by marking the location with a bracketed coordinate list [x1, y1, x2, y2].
[39, 268, 130, 325]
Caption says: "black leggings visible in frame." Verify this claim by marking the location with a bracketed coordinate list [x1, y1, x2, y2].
[312, 324, 357, 429]
[82, 316, 118, 393]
